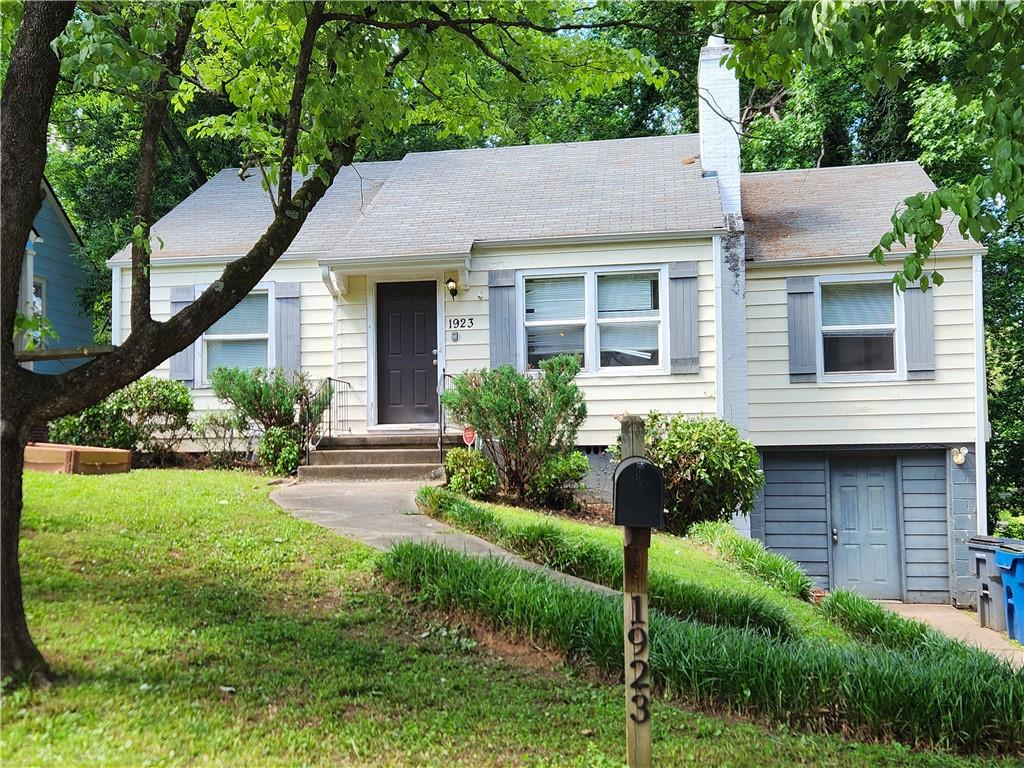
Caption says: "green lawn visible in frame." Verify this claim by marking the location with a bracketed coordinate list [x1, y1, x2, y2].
[1, 470, 1004, 767]
[477, 500, 848, 642]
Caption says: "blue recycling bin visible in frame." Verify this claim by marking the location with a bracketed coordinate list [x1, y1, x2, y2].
[995, 545, 1024, 642]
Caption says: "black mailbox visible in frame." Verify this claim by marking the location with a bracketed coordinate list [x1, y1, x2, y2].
[613, 457, 664, 529]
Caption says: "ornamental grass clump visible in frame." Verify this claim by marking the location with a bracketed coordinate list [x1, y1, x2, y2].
[381, 542, 1024, 755]
[690, 520, 814, 601]
[417, 486, 797, 638]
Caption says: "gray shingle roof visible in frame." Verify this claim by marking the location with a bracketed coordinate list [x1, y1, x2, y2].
[110, 161, 399, 262]
[742, 162, 979, 262]
[110, 134, 724, 264]
[336, 134, 723, 259]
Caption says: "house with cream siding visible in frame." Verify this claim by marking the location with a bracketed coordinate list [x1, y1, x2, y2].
[109, 36, 988, 607]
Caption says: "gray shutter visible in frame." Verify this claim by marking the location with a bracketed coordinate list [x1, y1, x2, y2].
[786, 276, 816, 382]
[668, 261, 699, 374]
[488, 270, 516, 368]
[169, 286, 195, 388]
[904, 284, 935, 380]
[274, 282, 301, 377]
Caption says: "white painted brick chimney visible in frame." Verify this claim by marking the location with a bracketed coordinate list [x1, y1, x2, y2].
[698, 35, 741, 215]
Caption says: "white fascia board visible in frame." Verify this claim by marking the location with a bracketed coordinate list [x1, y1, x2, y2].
[318, 251, 469, 271]
[473, 228, 726, 251]
[745, 246, 985, 269]
[106, 250, 326, 269]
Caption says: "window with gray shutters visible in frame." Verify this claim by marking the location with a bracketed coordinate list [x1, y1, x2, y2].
[203, 292, 270, 381]
[819, 282, 897, 374]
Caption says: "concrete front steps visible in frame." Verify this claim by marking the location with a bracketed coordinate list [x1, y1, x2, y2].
[298, 433, 456, 482]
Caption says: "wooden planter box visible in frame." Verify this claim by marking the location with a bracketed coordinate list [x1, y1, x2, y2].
[25, 443, 132, 475]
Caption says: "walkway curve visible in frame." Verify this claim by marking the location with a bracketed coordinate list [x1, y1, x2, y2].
[271, 480, 615, 596]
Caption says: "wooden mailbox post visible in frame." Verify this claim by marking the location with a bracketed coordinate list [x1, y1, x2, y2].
[613, 415, 663, 768]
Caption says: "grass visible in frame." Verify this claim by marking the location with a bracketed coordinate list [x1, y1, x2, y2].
[419, 488, 848, 643]
[1, 470, 1012, 767]
[820, 590, 979, 656]
[418, 487, 797, 639]
[382, 542, 1024, 756]
[689, 520, 815, 601]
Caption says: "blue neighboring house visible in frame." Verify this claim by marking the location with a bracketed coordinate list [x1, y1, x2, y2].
[17, 178, 93, 374]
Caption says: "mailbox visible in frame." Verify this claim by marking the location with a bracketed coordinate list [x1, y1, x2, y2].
[613, 457, 664, 529]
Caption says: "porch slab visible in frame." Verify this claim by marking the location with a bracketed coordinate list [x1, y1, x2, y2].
[881, 602, 1024, 668]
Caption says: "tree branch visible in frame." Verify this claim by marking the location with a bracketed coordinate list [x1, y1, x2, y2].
[278, 1, 325, 208]
[130, 3, 198, 332]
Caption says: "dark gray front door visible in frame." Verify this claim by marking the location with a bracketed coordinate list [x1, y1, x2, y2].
[830, 457, 901, 599]
[377, 281, 438, 425]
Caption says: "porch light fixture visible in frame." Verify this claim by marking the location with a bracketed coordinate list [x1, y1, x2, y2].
[952, 446, 969, 466]
[445, 277, 458, 299]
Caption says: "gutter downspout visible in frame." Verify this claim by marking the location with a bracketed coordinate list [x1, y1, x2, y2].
[972, 253, 988, 534]
[321, 267, 339, 379]
[713, 235, 725, 419]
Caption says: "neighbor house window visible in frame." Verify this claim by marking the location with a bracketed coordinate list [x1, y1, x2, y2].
[32, 278, 45, 319]
[522, 267, 666, 374]
[203, 291, 269, 380]
[819, 281, 897, 374]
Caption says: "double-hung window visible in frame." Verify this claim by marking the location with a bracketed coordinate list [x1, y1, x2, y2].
[597, 272, 660, 368]
[524, 276, 587, 367]
[203, 291, 271, 381]
[522, 267, 666, 374]
[819, 280, 899, 377]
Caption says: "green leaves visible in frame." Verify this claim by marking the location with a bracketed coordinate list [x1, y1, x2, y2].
[727, 1, 1024, 272]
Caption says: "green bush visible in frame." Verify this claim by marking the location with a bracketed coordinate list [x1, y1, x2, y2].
[258, 426, 301, 475]
[631, 413, 763, 534]
[50, 377, 192, 458]
[210, 367, 306, 432]
[441, 355, 587, 506]
[418, 487, 797, 638]
[444, 448, 498, 500]
[996, 516, 1024, 540]
[527, 450, 589, 510]
[381, 542, 1024, 754]
[190, 410, 251, 468]
[690, 520, 814, 601]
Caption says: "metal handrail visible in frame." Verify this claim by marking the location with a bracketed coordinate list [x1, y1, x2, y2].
[301, 376, 352, 464]
[438, 372, 457, 466]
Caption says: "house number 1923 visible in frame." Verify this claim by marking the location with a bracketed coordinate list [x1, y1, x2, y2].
[447, 317, 474, 329]
[627, 594, 651, 723]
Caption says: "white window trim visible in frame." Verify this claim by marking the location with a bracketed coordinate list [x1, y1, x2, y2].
[195, 281, 276, 388]
[516, 264, 670, 377]
[815, 274, 906, 384]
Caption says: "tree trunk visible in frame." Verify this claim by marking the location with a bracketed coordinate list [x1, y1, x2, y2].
[0, 409, 50, 687]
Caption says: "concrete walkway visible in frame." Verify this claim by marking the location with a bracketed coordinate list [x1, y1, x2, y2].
[882, 602, 1024, 668]
[271, 480, 614, 595]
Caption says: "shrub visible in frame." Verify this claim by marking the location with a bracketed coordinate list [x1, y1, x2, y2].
[210, 367, 306, 432]
[417, 487, 797, 638]
[444, 448, 498, 500]
[191, 410, 252, 468]
[527, 451, 589, 510]
[441, 355, 586, 505]
[258, 426, 301, 475]
[690, 520, 814, 601]
[382, 542, 1024, 754]
[634, 413, 763, 534]
[50, 377, 192, 458]
[996, 515, 1024, 540]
